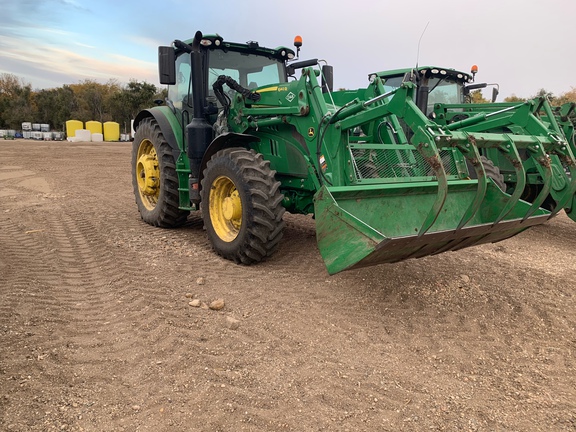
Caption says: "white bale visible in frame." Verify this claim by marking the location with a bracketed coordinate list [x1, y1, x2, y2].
[91, 133, 104, 142]
[75, 129, 92, 142]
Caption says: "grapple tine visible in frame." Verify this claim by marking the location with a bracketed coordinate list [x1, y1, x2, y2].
[455, 135, 487, 229]
[493, 136, 526, 225]
[554, 163, 576, 216]
[416, 138, 447, 237]
[522, 139, 553, 222]
[547, 136, 576, 218]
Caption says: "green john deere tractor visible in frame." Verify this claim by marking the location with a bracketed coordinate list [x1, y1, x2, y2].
[373, 66, 576, 219]
[132, 32, 560, 275]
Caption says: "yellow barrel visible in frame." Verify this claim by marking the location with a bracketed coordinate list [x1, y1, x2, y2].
[65, 120, 83, 137]
[85, 120, 102, 135]
[103, 121, 120, 141]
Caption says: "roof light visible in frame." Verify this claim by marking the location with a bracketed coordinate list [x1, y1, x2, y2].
[214, 39, 221, 46]
[440, 70, 447, 75]
[200, 39, 212, 46]
[457, 73, 463, 79]
[287, 53, 295, 59]
[471, 65, 478, 74]
[431, 69, 439, 74]
[294, 35, 302, 48]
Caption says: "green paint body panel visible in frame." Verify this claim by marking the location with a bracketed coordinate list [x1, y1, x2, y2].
[314, 182, 549, 274]
[374, 65, 576, 224]
[137, 36, 572, 274]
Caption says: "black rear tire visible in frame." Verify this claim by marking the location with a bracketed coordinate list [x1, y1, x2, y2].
[132, 117, 189, 227]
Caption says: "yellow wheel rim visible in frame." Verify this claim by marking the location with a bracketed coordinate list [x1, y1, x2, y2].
[136, 139, 160, 211]
[209, 176, 242, 242]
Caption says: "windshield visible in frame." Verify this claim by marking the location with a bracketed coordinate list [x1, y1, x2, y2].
[168, 49, 286, 111]
[208, 50, 285, 90]
[382, 75, 465, 113]
[427, 78, 465, 108]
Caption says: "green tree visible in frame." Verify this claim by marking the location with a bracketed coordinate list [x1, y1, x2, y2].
[69, 79, 120, 122]
[32, 85, 79, 130]
[503, 94, 527, 103]
[554, 88, 576, 126]
[108, 80, 160, 132]
[469, 90, 489, 104]
[555, 88, 576, 105]
[0, 73, 34, 129]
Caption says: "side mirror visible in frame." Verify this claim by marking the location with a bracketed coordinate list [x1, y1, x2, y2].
[465, 83, 488, 91]
[321, 65, 333, 93]
[491, 86, 499, 103]
[158, 46, 176, 85]
[286, 58, 319, 76]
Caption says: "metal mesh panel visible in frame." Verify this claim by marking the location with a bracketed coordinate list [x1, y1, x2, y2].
[439, 150, 457, 177]
[350, 147, 458, 181]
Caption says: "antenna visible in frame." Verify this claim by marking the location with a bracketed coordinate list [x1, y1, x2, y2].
[415, 21, 430, 70]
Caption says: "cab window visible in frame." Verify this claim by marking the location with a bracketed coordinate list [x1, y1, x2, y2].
[169, 53, 192, 109]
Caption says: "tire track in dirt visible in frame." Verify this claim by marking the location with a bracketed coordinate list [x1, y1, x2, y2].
[3, 141, 576, 431]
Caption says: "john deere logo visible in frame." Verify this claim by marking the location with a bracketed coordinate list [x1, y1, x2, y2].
[308, 127, 315, 138]
[286, 92, 296, 102]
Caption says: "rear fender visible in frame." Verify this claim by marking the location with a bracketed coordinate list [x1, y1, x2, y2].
[134, 107, 183, 162]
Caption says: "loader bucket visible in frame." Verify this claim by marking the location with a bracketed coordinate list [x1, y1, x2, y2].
[314, 181, 550, 275]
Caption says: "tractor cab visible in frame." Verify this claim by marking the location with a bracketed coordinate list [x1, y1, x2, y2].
[159, 33, 296, 123]
[373, 66, 499, 116]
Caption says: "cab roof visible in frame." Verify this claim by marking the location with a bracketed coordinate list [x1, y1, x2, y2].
[181, 33, 295, 62]
[374, 66, 473, 83]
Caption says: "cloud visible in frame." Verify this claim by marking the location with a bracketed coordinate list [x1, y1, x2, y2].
[74, 41, 97, 49]
[0, 33, 157, 89]
[59, 0, 89, 10]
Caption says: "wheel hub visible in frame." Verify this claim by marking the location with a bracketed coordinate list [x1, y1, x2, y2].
[222, 191, 242, 221]
[137, 153, 160, 196]
[210, 176, 242, 242]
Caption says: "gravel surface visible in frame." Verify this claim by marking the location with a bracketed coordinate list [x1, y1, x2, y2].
[1, 140, 575, 431]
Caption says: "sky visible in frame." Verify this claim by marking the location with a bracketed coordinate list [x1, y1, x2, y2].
[1, 0, 575, 100]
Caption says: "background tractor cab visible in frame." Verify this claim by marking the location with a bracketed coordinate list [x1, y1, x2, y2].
[373, 66, 500, 116]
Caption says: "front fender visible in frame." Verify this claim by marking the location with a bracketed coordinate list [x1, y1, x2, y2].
[134, 107, 183, 161]
[199, 132, 260, 186]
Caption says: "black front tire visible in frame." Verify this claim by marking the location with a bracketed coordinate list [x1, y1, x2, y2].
[200, 148, 285, 264]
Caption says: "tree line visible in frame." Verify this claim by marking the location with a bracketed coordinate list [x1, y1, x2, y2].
[1, 72, 574, 133]
[469, 88, 576, 125]
[0, 73, 167, 133]
[472, 88, 576, 107]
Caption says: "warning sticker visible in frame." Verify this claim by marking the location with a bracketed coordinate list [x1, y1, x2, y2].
[319, 155, 327, 172]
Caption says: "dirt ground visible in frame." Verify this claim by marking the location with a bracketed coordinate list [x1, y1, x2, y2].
[1, 139, 575, 432]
